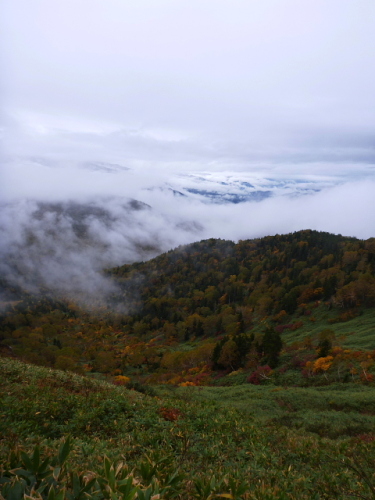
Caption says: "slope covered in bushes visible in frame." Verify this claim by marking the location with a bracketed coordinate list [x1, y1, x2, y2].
[1, 357, 375, 499]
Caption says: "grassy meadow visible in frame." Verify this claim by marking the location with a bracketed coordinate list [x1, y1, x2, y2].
[1, 356, 375, 500]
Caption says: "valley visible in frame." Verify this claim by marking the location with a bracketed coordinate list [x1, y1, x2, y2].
[1, 229, 375, 499]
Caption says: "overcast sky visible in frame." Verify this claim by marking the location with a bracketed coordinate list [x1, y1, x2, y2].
[2, 0, 375, 168]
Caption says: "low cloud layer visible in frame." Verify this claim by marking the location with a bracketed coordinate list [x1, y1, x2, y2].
[1, 159, 374, 308]
[0, 194, 201, 306]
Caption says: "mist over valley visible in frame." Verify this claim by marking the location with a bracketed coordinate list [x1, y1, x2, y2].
[1, 153, 375, 307]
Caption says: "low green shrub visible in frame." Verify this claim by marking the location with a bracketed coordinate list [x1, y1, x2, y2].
[2, 357, 375, 499]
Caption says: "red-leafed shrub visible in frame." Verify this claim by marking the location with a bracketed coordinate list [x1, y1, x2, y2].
[290, 321, 304, 331]
[275, 321, 304, 334]
[247, 365, 272, 385]
[158, 407, 182, 421]
[357, 434, 375, 443]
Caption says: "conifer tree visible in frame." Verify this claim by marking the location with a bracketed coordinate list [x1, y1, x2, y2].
[261, 328, 282, 368]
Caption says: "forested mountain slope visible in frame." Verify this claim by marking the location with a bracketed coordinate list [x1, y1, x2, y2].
[109, 230, 375, 335]
[1, 230, 375, 383]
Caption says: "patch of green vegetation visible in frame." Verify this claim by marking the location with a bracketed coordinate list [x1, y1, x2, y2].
[278, 307, 375, 350]
[174, 383, 375, 437]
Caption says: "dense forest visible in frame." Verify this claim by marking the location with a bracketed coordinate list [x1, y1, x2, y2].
[110, 229, 375, 332]
[1, 230, 374, 387]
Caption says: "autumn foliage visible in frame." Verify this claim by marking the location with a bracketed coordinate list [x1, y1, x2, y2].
[0, 230, 374, 386]
[158, 406, 182, 421]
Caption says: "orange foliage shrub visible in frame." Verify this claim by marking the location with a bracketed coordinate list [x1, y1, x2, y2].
[313, 356, 334, 373]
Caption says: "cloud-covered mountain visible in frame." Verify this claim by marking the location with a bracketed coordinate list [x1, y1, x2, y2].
[0, 194, 204, 307]
[1, 159, 374, 308]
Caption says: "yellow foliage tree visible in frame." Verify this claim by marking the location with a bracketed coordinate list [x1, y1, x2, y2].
[313, 356, 334, 373]
[313, 356, 333, 380]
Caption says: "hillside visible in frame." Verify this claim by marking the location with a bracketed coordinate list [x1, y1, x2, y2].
[1, 230, 375, 498]
[110, 229, 375, 316]
[0, 230, 374, 386]
[1, 356, 375, 499]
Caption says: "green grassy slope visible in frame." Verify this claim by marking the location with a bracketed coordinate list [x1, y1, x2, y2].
[174, 383, 375, 438]
[259, 306, 375, 351]
[1, 357, 375, 499]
